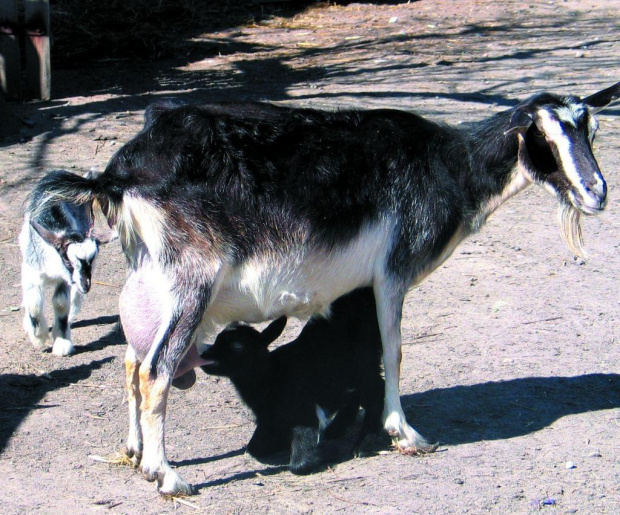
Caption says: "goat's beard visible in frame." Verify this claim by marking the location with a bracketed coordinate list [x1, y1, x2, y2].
[558, 203, 586, 258]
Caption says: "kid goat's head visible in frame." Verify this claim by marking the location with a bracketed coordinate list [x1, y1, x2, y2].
[506, 81, 619, 257]
[200, 317, 287, 378]
[31, 220, 100, 294]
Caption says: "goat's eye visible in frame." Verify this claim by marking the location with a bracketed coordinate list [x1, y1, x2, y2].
[232, 342, 244, 352]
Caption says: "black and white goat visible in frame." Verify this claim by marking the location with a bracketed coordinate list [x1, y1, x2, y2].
[20, 173, 102, 356]
[34, 82, 619, 494]
[201, 288, 385, 474]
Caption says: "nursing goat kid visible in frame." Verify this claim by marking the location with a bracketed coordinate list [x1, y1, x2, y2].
[201, 288, 385, 475]
[20, 173, 102, 356]
[34, 82, 619, 494]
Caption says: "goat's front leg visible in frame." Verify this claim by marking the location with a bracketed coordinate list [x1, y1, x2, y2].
[21, 273, 48, 350]
[125, 345, 142, 466]
[51, 283, 73, 356]
[68, 286, 85, 323]
[374, 280, 435, 454]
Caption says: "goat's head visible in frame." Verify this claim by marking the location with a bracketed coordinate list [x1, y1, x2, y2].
[200, 317, 287, 378]
[506, 81, 619, 256]
[31, 220, 100, 294]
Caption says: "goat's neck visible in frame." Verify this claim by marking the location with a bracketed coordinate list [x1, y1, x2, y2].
[230, 363, 271, 412]
[456, 109, 528, 231]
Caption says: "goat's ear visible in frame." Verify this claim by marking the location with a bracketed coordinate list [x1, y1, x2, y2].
[505, 108, 533, 136]
[259, 316, 287, 348]
[583, 81, 620, 113]
[30, 220, 66, 250]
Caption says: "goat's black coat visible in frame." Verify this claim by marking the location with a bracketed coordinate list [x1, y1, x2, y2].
[200, 288, 385, 474]
[90, 100, 520, 276]
[32, 82, 620, 494]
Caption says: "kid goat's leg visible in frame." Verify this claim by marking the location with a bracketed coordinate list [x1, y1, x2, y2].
[51, 283, 73, 356]
[68, 288, 85, 323]
[374, 279, 433, 454]
[21, 271, 48, 350]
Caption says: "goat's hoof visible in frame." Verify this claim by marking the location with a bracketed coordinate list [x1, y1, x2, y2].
[28, 334, 48, 351]
[158, 470, 194, 497]
[142, 469, 158, 483]
[394, 440, 439, 456]
[124, 448, 142, 467]
[52, 338, 74, 356]
[354, 431, 391, 457]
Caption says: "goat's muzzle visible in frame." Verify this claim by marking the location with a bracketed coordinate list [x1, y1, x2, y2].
[77, 276, 91, 294]
[570, 175, 607, 215]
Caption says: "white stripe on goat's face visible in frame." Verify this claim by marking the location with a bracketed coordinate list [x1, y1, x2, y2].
[66, 238, 98, 294]
[521, 101, 607, 216]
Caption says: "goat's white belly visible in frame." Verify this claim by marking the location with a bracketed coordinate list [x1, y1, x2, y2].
[202, 220, 394, 331]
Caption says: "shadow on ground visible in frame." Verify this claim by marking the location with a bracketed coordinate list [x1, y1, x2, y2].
[173, 372, 619, 488]
[404, 373, 620, 445]
[0, 357, 115, 453]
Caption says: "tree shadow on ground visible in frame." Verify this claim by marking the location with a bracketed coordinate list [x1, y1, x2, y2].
[403, 373, 620, 445]
[2, 4, 617, 201]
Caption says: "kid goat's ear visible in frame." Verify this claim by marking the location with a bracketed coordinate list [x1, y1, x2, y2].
[259, 316, 287, 348]
[30, 220, 67, 250]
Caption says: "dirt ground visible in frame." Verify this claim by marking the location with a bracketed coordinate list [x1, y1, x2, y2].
[1, 0, 619, 513]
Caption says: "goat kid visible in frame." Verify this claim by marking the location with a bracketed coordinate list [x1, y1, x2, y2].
[201, 288, 385, 474]
[20, 172, 107, 356]
[34, 82, 619, 494]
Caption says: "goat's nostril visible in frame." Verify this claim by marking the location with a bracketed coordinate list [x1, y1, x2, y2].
[585, 179, 606, 201]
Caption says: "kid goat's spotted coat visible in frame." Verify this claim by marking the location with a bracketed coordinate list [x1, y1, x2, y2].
[20, 177, 101, 356]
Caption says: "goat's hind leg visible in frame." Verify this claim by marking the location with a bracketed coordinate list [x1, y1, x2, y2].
[124, 345, 143, 467]
[374, 281, 437, 454]
[139, 349, 192, 495]
[138, 286, 210, 496]
[290, 426, 326, 475]
[51, 283, 74, 356]
[353, 373, 387, 456]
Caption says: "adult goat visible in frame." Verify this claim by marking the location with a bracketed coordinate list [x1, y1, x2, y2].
[35, 82, 619, 494]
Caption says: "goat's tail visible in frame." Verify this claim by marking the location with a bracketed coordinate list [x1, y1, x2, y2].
[29, 169, 123, 226]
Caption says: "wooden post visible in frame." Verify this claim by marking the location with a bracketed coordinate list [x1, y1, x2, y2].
[24, 0, 51, 100]
[0, 0, 21, 99]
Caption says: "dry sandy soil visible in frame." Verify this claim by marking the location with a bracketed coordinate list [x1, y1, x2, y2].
[0, 0, 619, 513]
